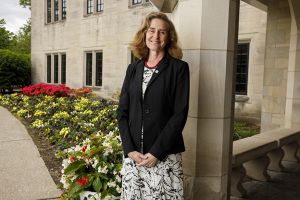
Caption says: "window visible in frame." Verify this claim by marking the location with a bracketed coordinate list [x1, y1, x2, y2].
[54, 0, 59, 21]
[86, 53, 93, 86]
[47, 55, 51, 83]
[46, 53, 66, 84]
[87, 0, 94, 14]
[130, 0, 149, 6]
[61, 54, 66, 84]
[235, 43, 250, 95]
[47, 0, 51, 23]
[96, 0, 104, 12]
[132, 0, 142, 5]
[46, 0, 66, 23]
[95, 52, 103, 86]
[85, 51, 103, 87]
[54, 55, 59, 83]
[62, 0, 67, 20]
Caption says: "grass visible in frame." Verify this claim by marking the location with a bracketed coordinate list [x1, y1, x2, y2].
[233, 120, 260, 141]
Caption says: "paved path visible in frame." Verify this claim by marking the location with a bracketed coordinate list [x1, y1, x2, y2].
[0, 107, 61, 200]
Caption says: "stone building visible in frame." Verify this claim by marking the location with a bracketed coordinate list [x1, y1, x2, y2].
[31, 1, 266, 120]
[31, 0, 300, 199]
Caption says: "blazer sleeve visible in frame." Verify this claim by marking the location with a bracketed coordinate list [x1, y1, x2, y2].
[117, 64, 136, 156]
[149, 62, 190, 160]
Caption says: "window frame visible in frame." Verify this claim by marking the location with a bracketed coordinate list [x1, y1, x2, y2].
[54, 0, 59, 21]
[129, 0, 150, 7]
[84, 51, 103, 88]
[87, 0, 94, 14]
[96, 0, 104, 12]
[61, 0, 67, 20]
[61, 54, 66, 84]
[235, 42, 250, 95]
[46, 0, 52, 23]
[45, 0, 67, 24]
[132, 0, 142, 5]
[45, 53, 66, 84]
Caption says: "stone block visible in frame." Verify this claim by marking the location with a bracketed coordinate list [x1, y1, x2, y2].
[198, 50, 234, 118]
[195, 118, 232, 176]
[182, 117, 198, 176]
[182, 50, 200, 118]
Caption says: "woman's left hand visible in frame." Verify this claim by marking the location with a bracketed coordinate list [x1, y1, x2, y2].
[136, 153, 158, 168]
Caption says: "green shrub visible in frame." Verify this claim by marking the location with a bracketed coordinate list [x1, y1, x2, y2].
[0, 49, 31, 92]
[233, 121, 260, 140]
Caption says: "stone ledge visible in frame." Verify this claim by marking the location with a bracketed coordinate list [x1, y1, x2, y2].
[232, 137, 277, 167]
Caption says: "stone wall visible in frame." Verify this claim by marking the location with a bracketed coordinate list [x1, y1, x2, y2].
[235, 2, 267, 120]
[261, 0, 291, 131]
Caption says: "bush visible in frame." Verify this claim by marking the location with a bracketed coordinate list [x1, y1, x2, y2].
[21, 83, 71, 96]
[0, 49, 31, 93]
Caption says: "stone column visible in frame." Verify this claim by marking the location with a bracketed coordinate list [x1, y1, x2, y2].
[261, 0, 291, 131]
[285, 0, 300, 129]
[181, 0, 240, 199]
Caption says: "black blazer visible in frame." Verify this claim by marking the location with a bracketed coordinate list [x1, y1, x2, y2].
[117, 53, 190, 161]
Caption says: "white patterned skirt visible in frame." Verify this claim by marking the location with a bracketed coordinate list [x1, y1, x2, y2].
[120, 154, 184, 200]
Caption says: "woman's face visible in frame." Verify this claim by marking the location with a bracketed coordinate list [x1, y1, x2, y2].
[145, 18, 168, 53]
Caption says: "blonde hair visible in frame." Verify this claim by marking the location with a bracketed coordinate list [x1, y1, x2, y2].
[130, 12, 183, 60]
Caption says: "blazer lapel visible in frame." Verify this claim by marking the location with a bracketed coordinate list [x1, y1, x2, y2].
[136, 60, 144, 102]
[146, 53, 170, 89]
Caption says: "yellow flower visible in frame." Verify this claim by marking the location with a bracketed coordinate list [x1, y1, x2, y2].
[34, 110, 47, 117]
[16, 109, 28, 117]
[53, 111, 70, 119]
[83, 110, 93, 115]
[59, 127, 71, 138]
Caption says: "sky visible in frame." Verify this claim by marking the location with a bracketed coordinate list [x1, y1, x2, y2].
[0, 0, 31, 33]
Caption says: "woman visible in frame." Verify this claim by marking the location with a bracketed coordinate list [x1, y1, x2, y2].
[117, 12, 190, 199]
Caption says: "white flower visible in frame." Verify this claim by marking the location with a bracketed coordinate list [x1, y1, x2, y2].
[116, 185, 122, 193]
[98, 165, 108, 174]
[75, 145, 81, 151]
[107, 181, 116, 188]
[62, 159, 69, 168]
[60, 175, 69, 189]
[82, 138, 91, 145]
[116, 175, 121, 183]
[92, 158, 99, 169]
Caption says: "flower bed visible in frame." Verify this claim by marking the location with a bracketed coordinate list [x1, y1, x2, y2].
[0, 83, 122, 199]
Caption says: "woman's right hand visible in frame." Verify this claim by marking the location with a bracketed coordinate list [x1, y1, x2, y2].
[128, 151, 146, 164]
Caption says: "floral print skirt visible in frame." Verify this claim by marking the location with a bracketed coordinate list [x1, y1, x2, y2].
[120, 154, 184, 200]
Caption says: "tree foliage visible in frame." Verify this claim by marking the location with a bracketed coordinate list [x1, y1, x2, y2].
[12, 20, 31, 54]
[0, 18, 31, 54]
[20, 0, 31, 8]
[0, 49, 31, 92]
[0, 19, 14, 49]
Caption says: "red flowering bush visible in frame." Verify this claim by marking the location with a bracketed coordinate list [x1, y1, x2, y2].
[21, 83, 71, 96]
[71, 87, 93, 97]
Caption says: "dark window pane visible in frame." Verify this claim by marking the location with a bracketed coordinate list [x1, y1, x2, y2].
[47, 0, 51, 23]
[54, 55, 59, 83]
[86, 53, 93, 86]
[235, 43, 249, 95]
[87, 0, 93, 14]
[95, 52, 103, 86]
[54, 0, 59, 21]
[61, 54, 66, 84]
[62, 0, 67, 20]
[47, 55, 51, 83]
[97, 0, 104, 12]
[132, 0, 142, 5]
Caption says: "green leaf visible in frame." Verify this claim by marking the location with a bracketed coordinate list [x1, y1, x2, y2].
[68, 181, 82, 196]
[93, 177, 102, 192]
[64, 160, 86, 175]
